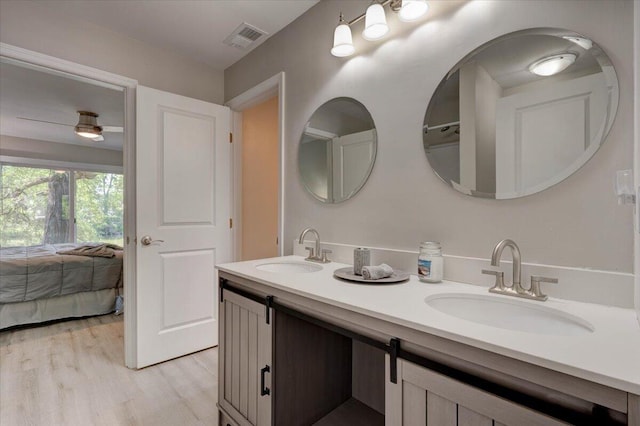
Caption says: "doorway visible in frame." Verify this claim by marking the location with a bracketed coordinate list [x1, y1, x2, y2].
[0, 58, 126, 327]
[0, 44, 137, 367]
[227, 73, 285, 261]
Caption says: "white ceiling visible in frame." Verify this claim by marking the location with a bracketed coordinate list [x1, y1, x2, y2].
[0, 61, 125, 151]
[27, 0, 320, 70]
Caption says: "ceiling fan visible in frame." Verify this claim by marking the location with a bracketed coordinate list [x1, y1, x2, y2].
[17, 111, 123, 142]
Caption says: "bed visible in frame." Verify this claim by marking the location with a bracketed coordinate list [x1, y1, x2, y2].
[0, 243, 123, 329]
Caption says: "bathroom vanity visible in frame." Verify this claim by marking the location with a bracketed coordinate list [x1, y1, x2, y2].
[216, 256, 640, 426]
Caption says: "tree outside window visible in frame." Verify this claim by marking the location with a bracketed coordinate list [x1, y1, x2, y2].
[0, 164, 123, 247]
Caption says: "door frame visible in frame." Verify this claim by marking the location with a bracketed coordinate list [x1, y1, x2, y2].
[0, 43, 139, 368]
[634, 0, 640, 326]
[226, 72, 285, 260]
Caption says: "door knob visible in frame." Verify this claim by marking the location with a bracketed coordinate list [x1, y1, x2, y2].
[141, 235, 164, 246]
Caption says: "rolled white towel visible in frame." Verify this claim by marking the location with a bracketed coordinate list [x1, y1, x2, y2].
[361, 263, 394, 280]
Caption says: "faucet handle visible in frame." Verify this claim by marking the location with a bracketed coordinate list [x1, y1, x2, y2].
[482, 269, 505, 292]
[321, 249, 332, 263]
[305, 246, 315, 259]
[529, 276, 558, 301]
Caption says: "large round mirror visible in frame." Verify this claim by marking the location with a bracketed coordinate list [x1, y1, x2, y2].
[299, 97, 377, 203]
[423, 28, 619, 199]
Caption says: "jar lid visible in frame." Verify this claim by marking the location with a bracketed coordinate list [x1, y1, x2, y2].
[420, 241, 441, 249]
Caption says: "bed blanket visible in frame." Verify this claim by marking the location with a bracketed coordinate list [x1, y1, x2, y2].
[0, 244, 123, 304]
[56, 243, 123, 258]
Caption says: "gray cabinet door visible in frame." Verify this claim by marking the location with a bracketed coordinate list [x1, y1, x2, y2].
[385, 356, 569, 426]
[219, 291, 272, 426]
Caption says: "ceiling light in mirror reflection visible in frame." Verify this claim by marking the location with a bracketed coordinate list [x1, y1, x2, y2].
[529, 53, 577, 77]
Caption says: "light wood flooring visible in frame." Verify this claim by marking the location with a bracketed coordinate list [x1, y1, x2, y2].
[0, 315, 219, 426]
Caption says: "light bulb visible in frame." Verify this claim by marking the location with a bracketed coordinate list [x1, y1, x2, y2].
[76, 131, 101, 139]
[362, 3, 389, 41]
[398, 0, 428, 22]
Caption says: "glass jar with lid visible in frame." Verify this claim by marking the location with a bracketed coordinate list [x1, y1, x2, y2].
[418, 242, 443, 283]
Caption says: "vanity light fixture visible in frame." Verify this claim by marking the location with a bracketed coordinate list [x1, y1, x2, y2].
[331, 13, 355, 57]
[398, 0, 429, 22]
[363, 2, 389, 41]
[528, 53, 577, 77]
[330, 0, 429, 57]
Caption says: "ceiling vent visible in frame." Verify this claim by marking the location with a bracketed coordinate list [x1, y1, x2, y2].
[223, 23, 268, 50]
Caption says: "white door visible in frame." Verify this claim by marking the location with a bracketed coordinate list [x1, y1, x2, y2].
[136, 86, 231, 368]
[332, 129, 376, 203]
[495, 73, 608, 198]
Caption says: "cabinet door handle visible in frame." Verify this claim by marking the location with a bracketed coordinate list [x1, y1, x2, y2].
[260, 365, 270, 396]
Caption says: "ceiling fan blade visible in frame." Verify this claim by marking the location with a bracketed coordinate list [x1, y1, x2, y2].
[17, 117, 74, 127]
[102, 126, 123, 133]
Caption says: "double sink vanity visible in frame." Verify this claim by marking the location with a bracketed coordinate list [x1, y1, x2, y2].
[216, 253, 640, 426]
[216, 25, 637, 426]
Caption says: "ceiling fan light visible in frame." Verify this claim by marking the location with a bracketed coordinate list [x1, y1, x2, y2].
[331, 15, 355, 57]
[74, 125, 102, 138]
[363, 3, 389, 41]
[529, 53, 577, 77]
[74, 111, 103, 139]
[75, 130, 102, 139]
[398, 0, 428, 22]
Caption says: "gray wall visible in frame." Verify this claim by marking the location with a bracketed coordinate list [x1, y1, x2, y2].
[0, 1, 224, 104]
[226, 0, 635, 273]
[0, 136, 122, 168]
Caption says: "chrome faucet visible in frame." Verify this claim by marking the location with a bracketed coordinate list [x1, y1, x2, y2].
[298, 227, 331, 263]
[482, 239, 557, 301]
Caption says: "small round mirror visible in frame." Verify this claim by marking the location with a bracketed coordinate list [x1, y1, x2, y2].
[423, 28, 619, 199]
[299, 97, 377, 203]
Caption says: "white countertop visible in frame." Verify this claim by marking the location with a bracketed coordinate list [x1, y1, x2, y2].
[217, 255, 640, 395]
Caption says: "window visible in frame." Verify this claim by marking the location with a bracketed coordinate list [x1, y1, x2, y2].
[75, 171, 124, 246]
[0, 164, 123, 247]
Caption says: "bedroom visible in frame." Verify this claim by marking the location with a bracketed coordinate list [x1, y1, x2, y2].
[0, 60, 125, 329]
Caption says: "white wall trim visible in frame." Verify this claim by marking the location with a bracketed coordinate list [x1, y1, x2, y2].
[634, 0, 640, 325]
[0, 42, 139, 368]
[226, 72, 286, 260]
[0, 155, 124, 174]
[293, 240, 635, 309]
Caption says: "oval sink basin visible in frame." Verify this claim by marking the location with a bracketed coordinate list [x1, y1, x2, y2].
[425, 293, 594, 336]
[255, 261, 323, 273]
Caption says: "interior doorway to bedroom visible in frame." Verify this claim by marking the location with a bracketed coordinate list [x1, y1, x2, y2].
[0, 58, 126, 333]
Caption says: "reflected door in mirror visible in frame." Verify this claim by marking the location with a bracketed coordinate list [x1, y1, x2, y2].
[299, 98, 377, 203]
